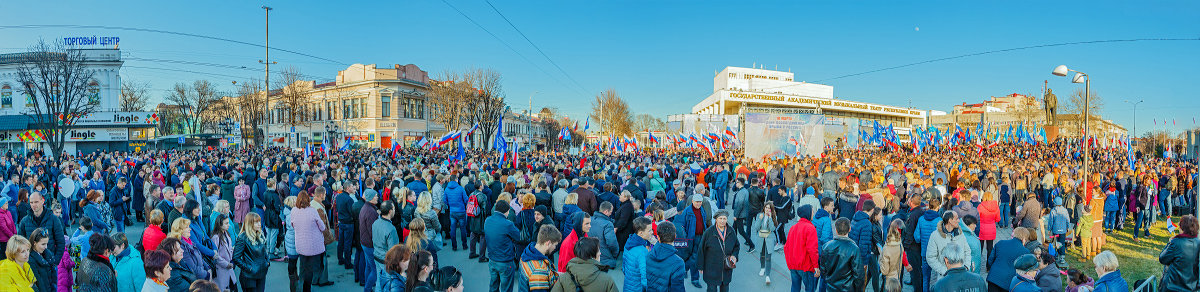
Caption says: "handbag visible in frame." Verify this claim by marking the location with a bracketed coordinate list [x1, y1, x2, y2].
[718, 229, 736, 269]
[757, 216, 772, 238]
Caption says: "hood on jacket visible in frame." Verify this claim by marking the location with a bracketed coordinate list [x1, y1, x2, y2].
[814, 209, 831, 220]
[570, 212, 588, 238]
[922, 210, 940, 221]
[624, 234, 650, 251]
[521, 243, 549, 262]
[648, 243, 677, 261]
[852, 211, 870, 223]
[566, 257, 604, 286]
[839, 192, 858, 202]
[446, 181, 462, 191]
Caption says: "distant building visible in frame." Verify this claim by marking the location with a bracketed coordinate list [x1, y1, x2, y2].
[0, 48, 156, 154]
[261, 63, 439, 149]
[929, 93, 1126, 139]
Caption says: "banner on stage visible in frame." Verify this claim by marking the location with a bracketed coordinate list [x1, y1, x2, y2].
[743, 112, 824, 159]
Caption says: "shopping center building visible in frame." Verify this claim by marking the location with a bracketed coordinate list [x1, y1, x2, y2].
[0, 47, 157, 154]
[687, 66, 926, 142]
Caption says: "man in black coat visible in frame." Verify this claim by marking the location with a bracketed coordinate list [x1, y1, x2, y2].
[819, 217, 861, 292]
[903, 194, 928, 292]
[16, 193, 65, 264]
[986, 230, 1031, 291]
[932, 243, 988, 292]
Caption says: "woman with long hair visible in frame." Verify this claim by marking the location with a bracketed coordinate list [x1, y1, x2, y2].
[415, 192, 441, 251]
[290, 190, 326, 292]
[233, 213, 270, 292]
[210, 214, 237, 291]
[406, 217, 437, 265]
[404, 250, 434, 292]
[750, 201, 778, 284]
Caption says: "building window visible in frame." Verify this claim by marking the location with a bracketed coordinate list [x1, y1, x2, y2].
[343, 100, 351, 119]
[381, 94, 391, 118]
[0, 85, 11, 108]
[87, 81, 100, 105]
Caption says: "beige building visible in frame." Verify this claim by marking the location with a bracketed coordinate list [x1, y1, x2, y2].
[929, 93, 1125, 139]
[265, 63, 443, 149]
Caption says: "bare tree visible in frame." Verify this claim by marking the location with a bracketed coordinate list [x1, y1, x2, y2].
[1065, 88, 1104, 133]
[274, 66, 312, 130]
[164, 80, 219, 134]
[590, 88, 632, 136]
[632, 113, 666, 132]
[235, 79, 265, 141]
[119, 81, 150, 111]
[463, 68, 506, 148]
[15, 39, 99, 158]
[427, 70, 473, 135]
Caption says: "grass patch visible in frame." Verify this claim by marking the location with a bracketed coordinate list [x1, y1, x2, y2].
[1064, 219, 1172, 287]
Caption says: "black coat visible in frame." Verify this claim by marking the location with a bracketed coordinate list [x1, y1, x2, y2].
[1159, 235, 1199, 292]
[694, 226, 739, 284]
[166, 261, 197, 292]
[29, 249, 55, 292]
[932, 266, 988, 292]
[16, 210, 65, 263]
[613, 201, 636, 246]
[233, 233, 270, 279]
[818, 236, 861, 292]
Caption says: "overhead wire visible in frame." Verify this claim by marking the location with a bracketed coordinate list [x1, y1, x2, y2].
[483, 0, 590, 94]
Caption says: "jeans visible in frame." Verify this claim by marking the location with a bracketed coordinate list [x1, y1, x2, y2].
[687, 257, 701, 282]
[714, 187, 727, 209]
[1134, 211, 1151, 238]
[361, 245, 375, 292]
[1104, 211, 1118, 230]
[488, 260, 515, 292]
[999, 203, 1011, 227]
[735, 214, 755, 249]
[449, 213, 468, 249]
[265, 228, 281, 257]
[338, 223, 355, 267]
[1160, 190, 1172, 217]
[759, 237, 772, 269]
[791, 270, 817, 292]
[921, 262, 931, 292]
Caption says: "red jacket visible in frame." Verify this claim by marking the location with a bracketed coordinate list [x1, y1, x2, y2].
[977, 201, 1001, 240]
[557, 230, 583, 272]
[784, 218, 819, 272]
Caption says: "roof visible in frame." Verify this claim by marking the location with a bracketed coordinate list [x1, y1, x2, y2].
[0, 115, 35, 130]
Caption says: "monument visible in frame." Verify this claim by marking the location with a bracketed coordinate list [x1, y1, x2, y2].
[1044, 88, 1059, 141]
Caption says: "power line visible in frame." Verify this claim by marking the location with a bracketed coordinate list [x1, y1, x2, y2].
[483, 0, 589, 93]
[436, 0, 588, 97]
[0, 24, 346, 65]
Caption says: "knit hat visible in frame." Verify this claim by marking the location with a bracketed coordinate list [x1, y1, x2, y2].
[1054, 196, 1063, 206]
[0, 196, 8, 208]
[691, 194, 704, 202]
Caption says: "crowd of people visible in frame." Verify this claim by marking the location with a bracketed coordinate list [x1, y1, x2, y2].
[0, 139, 1193, 292]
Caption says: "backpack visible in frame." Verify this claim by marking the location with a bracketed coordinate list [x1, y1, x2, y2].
[466, 192, 481, 217]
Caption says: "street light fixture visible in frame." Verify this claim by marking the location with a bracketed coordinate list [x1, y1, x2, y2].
[1124, 99, 1144, 140]
[1051, 64, 1092, 195]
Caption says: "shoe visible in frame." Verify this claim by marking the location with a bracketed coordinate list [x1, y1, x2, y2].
[758, 268, 765, 276]
[452, 246, 459, 251]
[765, 276, 771, 285]
[774, 243, 784, 251]
[316, 281, 334, 287]
[747, 246, 755, 253]
[479, 257, 489, 263]
[469, 253, 479, 259]
[691, 280, 703, 288]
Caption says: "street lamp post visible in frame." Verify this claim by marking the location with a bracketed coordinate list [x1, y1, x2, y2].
[1124, 99, 1144, 141]
[1052, 65, 1092, 193]
[325, 122, 339, 150]
[260, 6, 275, 149]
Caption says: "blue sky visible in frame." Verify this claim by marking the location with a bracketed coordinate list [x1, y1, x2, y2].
[2, 0, 1197, 135]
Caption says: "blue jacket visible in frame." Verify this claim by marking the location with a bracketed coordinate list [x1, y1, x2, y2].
[916, 210, 942, 254]
[71, 229, 95, 260]
[405, 180, 428, 197]
[1049, 207, 1070, 235]
[377, 271, 405, 292]
[1010, 275, 1040, 292]
[589, 213, 619, 267]
[444, 181, 467, 213]
[1091, 270, 1129, 292]
[673, 205, 708, 242]
[1103, 192, 1120, 212]
[113, 247, 146, 292]
[622, 235, 651, 292]
[645, 242, 685, 292]
[985, 238, 1030, 287]
[188, 216, 216, 257]
[813, 209, 834, 247]
[83, 204, 110, 234]
[108, 185, 129, 222]
[484, 211, 520, 262]
[848, 211, 880, 259]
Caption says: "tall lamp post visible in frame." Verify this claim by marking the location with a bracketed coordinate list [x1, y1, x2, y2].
[1124, 99, 1144, 141]
[1052, 65, 1092, 193]
[325, 122, 339, 150]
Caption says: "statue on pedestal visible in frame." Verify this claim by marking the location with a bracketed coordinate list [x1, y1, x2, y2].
[1044, 88, 1058, 126]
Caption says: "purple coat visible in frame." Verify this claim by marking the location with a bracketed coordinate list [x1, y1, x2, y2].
[290, 206, 326, 256]
[56, 248, 72, 292]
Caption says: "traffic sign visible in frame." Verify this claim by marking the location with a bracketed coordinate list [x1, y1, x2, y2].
[178, 136, 185, 144]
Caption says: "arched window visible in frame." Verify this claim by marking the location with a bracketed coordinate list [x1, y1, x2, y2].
[0, 84, 11, 108]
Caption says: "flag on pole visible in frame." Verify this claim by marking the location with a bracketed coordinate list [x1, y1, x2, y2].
[583, 117, 590, 132]
[725, 126, 737, 139]
[437, 131, 460, 146]
[647, 130, 659, 144]
[493, 115, 507, 153]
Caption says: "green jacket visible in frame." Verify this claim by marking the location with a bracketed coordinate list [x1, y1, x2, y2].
[550, 258, 619, 292]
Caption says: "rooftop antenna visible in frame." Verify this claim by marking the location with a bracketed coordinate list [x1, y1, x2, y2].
[752, 62, 756, 68]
